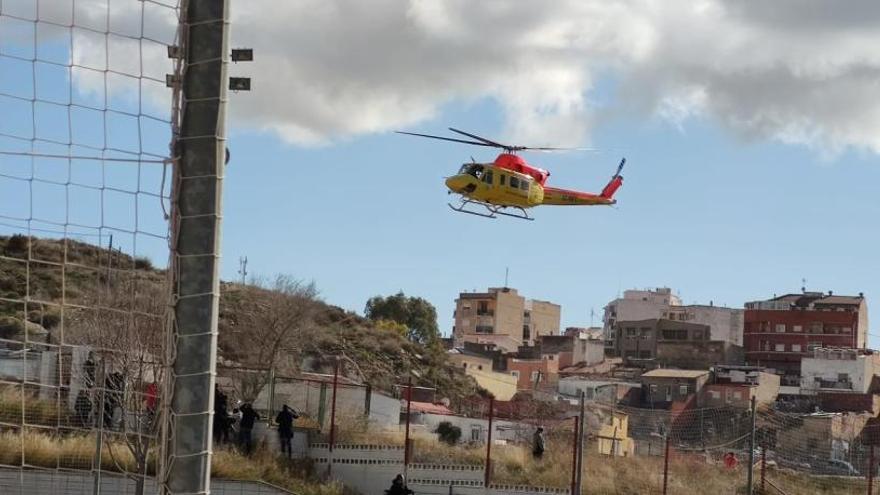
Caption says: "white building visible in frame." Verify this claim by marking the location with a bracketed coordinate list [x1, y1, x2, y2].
[603, 287, 743, 352]
[800, 348, 880, 395]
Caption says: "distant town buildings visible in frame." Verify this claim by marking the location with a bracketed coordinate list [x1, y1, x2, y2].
[603, 287, 743, 354]
[452, 287, 561, 352]
[744, 291, 868, 384]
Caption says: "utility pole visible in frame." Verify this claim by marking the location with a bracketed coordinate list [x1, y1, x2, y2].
[238, 256, 248, 285]
[159, 0, 230, 492]
[504, 267, 509, 288]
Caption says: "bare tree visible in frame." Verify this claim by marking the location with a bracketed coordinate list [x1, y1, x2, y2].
[221, 274, 319, 402]
[67, 275, 167, 495]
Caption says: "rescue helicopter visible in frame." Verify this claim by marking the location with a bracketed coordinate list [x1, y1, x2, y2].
[397, 128, 625, 221]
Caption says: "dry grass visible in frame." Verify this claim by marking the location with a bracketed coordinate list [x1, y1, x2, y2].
[0, 429, 340, 495]
[329, 416, 865, 494]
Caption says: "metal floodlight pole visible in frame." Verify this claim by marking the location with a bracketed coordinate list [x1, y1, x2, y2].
[570, 415, 579, 495]
[160, 0, 229, 492]
[403, 376, 414, 481]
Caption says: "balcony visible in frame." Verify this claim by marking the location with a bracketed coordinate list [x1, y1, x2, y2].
[476, 310, 494, 317]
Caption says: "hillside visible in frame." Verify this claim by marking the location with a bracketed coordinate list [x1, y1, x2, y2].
[0, 234, 477, 402]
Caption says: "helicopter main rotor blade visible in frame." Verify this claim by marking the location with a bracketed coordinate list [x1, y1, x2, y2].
[522, 146, 603, 152]
[448, 128, 512, 149]
[396, 131, 495, 147]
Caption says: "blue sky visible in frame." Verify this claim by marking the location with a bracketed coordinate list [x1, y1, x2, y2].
[222, 98, 880, 339]
[2, 0, 880, 345]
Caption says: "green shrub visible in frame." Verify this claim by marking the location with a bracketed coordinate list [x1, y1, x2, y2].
[435, 421, 462, 445]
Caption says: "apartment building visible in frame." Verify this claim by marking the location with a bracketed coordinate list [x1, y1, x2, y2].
[744, 291, 868, 383]
[603, 287, 743, 354]
[452, 287, 561, 352]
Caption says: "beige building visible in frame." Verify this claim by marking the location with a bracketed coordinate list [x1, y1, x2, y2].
[448, 350, 518, 400]
[453, 287, 561, 352]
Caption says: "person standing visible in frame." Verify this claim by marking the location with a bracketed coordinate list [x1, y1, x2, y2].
[213, 384, 229, 444]
[275, 404, 299, 459]
[238, 403, 260, 455]
[532, 426, 546, 460]
[385, 474, 413, 495]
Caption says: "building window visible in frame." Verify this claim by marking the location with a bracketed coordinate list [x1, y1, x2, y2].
[523, 325, 531, 341]
[662, 330, 688, 340]
[471, 426, 482, 442]
[732, 391, 743, 400]
[640, 328, 652, 339]
[531, 371, 540, 383]
[793, 325, 802, 332]
[679, 385, 688, 396]
[838, 373, 850, 383]
[511, 371, 520, 379]
[709, 390, 721, 400]
[477, 365, 483, 370]
[808, 341, 822, 350]
[792, 344, 802, 352]
[650, 384, 658, 394]
[693, 330, 703, 340]
[774, 344, 785, 352]
[639, 350, 652, 359]
[809, 322, 823, 333]
[547, 355, 555, 361]
[626, 328, 637, 338]
[842, 327, 852, 334]
[775, 324, 786, 333]
[475, 325, 494, 334]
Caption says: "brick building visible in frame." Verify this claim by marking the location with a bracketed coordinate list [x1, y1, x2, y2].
[744, 291, 868, 384]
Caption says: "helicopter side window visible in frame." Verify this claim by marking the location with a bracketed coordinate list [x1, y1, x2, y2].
[482, 170, 493, 184]
[499, 174, 506, 186]
[520, 179, 529, 191]
[510, 176, 520, 189]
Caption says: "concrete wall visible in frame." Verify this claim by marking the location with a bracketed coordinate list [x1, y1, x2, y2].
[0, 468, 293, 495]
[413, 413, 535, 444]
[573, 338, 604, 366]
[656, 341, 743, 370]
[309, 444, 570, 495]
[463, 367, 518, 401]
[686, 306, 744, 346]
[801, 351, 880, 395]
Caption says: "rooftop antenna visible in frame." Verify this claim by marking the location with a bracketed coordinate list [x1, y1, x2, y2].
[504, 267, 509, 288]
[238, 256, 248, 285]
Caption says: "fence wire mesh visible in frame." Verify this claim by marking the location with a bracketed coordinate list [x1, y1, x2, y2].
[0, 0, 180, 492]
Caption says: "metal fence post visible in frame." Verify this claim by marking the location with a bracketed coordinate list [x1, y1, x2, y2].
[663, 435, 670, 495]
[760, 444, 766, 494]
[160, 0, 229, 492]
[575, 390, 586, 494]
[571, 415, 579, 495]
[329, 359, 339, 452]
[404, 376, 413, 479]
[869, 444, 875, 495]
[485, 397, 494, 487]
[747, 396, 757, 495]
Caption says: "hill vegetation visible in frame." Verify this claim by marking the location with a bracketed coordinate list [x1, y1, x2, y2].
[0, 234, 477, 402]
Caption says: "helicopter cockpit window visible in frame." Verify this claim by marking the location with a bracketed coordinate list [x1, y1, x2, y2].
[510, 176, 520, 189]
[520, 179, 529, 191]
[459, 163, 484, 178]
[482, 170, 493, 184]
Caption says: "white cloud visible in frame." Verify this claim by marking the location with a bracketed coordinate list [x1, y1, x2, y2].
[60, 0, 880, 153]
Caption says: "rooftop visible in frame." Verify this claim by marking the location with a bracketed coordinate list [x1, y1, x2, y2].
[641, 369, 710, 379]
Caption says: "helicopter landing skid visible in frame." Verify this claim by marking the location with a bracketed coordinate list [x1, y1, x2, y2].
[448, 199, 534, 221]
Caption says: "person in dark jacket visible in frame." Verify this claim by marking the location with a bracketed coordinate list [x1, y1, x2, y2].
[385, 474, 413, 495]
[275, 404, 299, 458]
[74, 390, 92, 428]
[238, 403, 261, 455]
[532, 426, 545, 459]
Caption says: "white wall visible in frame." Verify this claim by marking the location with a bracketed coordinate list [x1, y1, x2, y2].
[573, 338, 604, 366]
[688, 306, 744, 346]
[801, 353, 879, 394]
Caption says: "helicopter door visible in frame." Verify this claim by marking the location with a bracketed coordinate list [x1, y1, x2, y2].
[482, 170, 494, 185]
